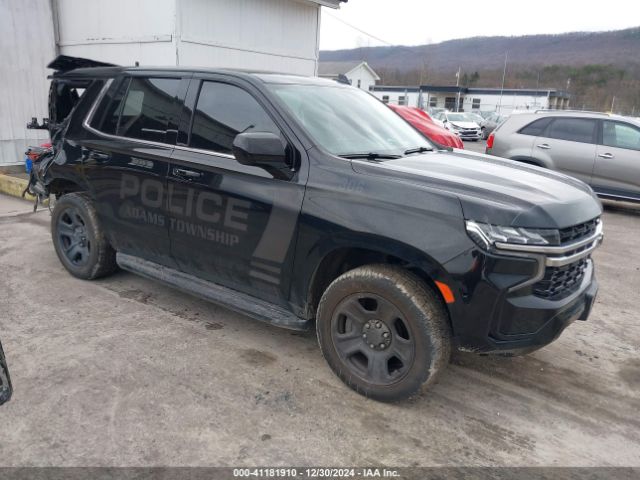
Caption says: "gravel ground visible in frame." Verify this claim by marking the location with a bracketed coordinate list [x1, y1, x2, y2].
[0, 193, 639, 467]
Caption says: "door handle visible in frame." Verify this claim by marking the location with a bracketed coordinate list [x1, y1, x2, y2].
[598, 153, 614, 159]
[81, 147, 111, 163]
[173, 167, 202, 179]
[536, 144, 551, 150]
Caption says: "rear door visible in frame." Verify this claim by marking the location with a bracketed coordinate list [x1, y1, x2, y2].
[82, 73, 188, 265]
[167, 76, 307, 306]
[592, 120, 640, 199]
[533, 117, 598, 184]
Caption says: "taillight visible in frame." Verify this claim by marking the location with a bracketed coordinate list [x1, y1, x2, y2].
[486, 132, 495, 149]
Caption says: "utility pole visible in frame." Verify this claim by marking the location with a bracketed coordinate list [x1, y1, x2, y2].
[455, 66, 461, 112]
[498, 52, 508, 113]
[611, 96, 616, 113]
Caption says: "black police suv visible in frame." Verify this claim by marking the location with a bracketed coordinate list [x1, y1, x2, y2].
[29, 56, 603, 401]
[0, 340, 11, 405]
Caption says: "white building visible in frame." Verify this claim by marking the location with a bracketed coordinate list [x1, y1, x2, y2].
[318, 61, 380, 91]
[0, 0, 344, 168]
[371, 85, 571, 114]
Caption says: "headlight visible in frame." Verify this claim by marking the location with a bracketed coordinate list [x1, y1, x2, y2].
[450, 123, 462, 130]
[466, 220, 560, 249]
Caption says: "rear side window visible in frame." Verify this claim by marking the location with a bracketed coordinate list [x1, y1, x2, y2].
[117, 78, 180, 142]
[91, 78, 129, 135]
[189, 81, 280, 154]
[547, 118, 597, 144]
[518, 117, 552, 136]
[602, 121, 640, 151]
[90, 77, 180, 142]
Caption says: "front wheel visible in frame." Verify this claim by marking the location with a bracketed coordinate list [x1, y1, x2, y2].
[316, 265, 451, 401]
[51, 193, 117, 280]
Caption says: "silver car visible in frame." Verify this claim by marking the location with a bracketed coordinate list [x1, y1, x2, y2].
[487, 111, 640, 202]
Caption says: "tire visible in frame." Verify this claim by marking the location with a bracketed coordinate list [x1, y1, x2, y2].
[316, 264, 451, 401]
[51, 192, 117, 280]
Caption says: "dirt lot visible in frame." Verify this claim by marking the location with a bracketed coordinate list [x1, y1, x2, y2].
[0, 193, 639, 467]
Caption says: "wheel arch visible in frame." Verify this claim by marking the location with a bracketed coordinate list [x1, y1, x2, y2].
[304, 238, 452, 322]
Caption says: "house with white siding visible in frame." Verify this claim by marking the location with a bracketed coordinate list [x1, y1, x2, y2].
[0, 0, 345, 168]
[318, 61, 380, 91]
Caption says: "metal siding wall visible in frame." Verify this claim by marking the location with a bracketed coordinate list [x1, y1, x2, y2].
[0, 0, 56, 166]
[179, 0, 319, 74]
[55, 0, 176, 66]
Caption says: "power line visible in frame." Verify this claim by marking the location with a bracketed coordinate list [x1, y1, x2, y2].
[323, 11, 396, 47]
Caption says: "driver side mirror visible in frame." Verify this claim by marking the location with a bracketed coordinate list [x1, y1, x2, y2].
[0, 340, 12, 406]
[232, 132, 294, 180]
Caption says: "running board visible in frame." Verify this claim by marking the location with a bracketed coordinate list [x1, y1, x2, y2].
[116, 253, 310, 331]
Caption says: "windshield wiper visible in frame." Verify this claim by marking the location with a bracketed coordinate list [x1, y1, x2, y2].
[339, 152, 402, 160]
[404, 146, 433, 155]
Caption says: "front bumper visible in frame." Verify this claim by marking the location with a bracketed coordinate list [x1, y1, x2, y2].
[443, 240, 600, 354]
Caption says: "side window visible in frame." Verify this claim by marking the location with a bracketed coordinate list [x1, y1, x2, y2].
[547, 118, 596, 144]
[189, 81, 280, 154]
[90, 78, 129, 135]
[116, 77, 181, 142]
[518, 117, 552, 136]
[602, 121, 640, 151]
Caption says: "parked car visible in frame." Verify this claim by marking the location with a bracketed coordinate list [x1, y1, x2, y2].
[388, 104, 464, 149]
[31, 56, 603, 401]
[487, 110, 640, 202]
[481, 112, 507, 140]
[432, 112, 482, 141]
[0, 340, 11, 406]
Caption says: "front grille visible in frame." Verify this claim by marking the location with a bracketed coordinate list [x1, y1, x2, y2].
[533, 258, 589, 300]
[559, 218, 599, 244]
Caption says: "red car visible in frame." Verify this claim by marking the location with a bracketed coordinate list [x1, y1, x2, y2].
[387, 104, 464, 149]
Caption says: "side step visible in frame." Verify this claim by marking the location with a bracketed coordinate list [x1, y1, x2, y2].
[116, 253, 310, 331]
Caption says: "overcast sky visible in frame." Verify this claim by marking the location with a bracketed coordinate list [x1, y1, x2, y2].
[320, 0, 640, 51]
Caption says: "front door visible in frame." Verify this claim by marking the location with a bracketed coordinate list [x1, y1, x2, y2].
[167, 78, 306, 306]
[81, 74, 187, 265]
[591, 120, 640, 199]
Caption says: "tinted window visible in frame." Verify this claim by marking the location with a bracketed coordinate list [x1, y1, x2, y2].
[190, 82, 280, 154]
[90, 78, 129, 134]
[115, 77, 180, 142]
[602, 121, 640, 151]
[519, 117, 552, 136]
[547, 118, 596, 144]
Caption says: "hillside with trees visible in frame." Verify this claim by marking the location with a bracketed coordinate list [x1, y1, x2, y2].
[320, 27, 640, 114]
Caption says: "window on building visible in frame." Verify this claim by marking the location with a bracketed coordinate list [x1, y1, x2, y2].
[115, 77, 181, 142]
[357, 79, 361, 89]
[518, 117, 553, 136]
[472, 98, 481, 110]
[444, 97, 457, 110]
[382, 95, 389, 104]
[429, 97, 437, 108]
[547, 118, 597, 144]
[602, 121, 640, 151]
[398, 96, 407, 106]
[190, 81, 280, 154]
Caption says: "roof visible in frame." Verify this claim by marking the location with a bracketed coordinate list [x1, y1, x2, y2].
[307, 0, 347, 8]
[318, 60, 380, 80]
[372, 84, 571, 98]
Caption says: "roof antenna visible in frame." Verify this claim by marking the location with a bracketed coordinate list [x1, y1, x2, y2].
[135, 61, 139, 67]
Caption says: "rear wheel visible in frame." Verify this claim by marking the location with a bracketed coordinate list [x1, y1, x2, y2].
[316, 264, 451, 401]
[51, 193, 117, 280]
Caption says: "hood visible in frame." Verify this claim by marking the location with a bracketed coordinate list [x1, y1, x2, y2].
[351, 150, 602, 229]
[450, 122, 479, 129]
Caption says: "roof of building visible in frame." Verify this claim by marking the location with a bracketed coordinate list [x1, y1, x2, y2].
[308, 0, 347, 8]
[318, 60, 380, 80]
[371, 84, 570, 98]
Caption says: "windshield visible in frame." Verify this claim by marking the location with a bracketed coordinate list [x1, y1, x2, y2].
[447, 113, 472, 122]
[269, 84, 432, 156]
